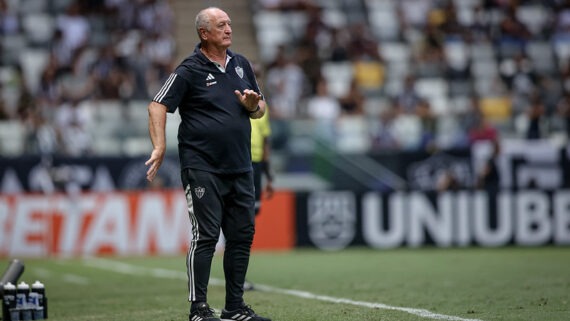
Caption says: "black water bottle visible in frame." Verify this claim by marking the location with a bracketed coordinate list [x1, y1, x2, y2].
[30, 281, 46, 320]
[2, 282, 18, 321]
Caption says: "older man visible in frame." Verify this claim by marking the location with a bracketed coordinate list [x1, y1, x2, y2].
[145, 7, 271, 321]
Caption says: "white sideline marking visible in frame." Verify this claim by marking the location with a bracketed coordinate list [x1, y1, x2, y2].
[62, 274, 89, 285]
[83, 258, 484, 321]
[32, 267, 89, 285]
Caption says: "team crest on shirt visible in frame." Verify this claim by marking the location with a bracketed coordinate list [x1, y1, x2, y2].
[194, 186, 205, 199]
[235, 66, 244, 78]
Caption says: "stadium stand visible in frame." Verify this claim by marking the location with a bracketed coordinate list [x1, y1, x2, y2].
[0, 0, 569, 160]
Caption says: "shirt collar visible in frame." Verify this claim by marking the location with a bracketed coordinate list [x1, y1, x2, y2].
[195, 43, 234, 69]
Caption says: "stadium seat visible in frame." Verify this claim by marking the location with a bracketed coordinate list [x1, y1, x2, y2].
[363, 97, 390, 117]
[414, 78, 448, 102]
[17, 0, 48, 14]
[335, 116, 371, 153]
[123, 137, 152, 156]
[364, 0, 396, 11]
[380, 42, 411, 63]
[321, 62, 354, 98]
[22, 13, 55, 46]
[391, 114, 422, 150]
[470, 43, 496, 61]
[526, 41, 556, 74]
[368, 8, 400, 41]
[444, 41, 470, 72]
[436, 114, 462, 149]
[18, 49, 49, 94]
[165, 112, 181, 153]
[1, 35, 27, 66]
[516, 5, 548, 36]
[480, 96, 512, 123]
[0, 121, 26, 156]
[321, 8, 348, 29]
[471, 60, 499, 78]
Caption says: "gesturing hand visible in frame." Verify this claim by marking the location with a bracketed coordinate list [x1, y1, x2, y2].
[234, 89, 261, 112]
[145, 148, 165, 182]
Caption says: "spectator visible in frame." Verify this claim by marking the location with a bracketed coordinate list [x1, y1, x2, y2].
[0, 0, 19, 36]
[56, 1, 90, 55]
[306, 77, 341, 143]
[328, 27, 351, 62]
[497, 7, 531, 57]
[371, 99, 400, 150]
[38, 54, 64, 106]
[526, 95, 546, 140]
[468, 116, 498, 144]
[24, 111, 58, 156]
[56, 53, 96, 102]
[556, 90, 570, 140]
[0, 83, 10, 119]
[54, 99, 92, 156]
[144, 31, 176, 79]
[265, 46, 306, 119]
[136, 0, 174, 36]
[306, 76, 341, 120]
[339, 77, 365, 116]
[396, 75, 422, 114]
[416, 99, 437, 151]
[476, 138, 501, 194]
[398, 0, 434, 31]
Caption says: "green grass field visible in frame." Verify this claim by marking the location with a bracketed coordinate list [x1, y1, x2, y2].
[1, 247, 569, 321]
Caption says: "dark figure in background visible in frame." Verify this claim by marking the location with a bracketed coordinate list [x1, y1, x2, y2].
[477, 139, 501, 195]
[145, 7, 271, 321]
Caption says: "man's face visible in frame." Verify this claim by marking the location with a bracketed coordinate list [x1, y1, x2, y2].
[204, 9, 232, 48]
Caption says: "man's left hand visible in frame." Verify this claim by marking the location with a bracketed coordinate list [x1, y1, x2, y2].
[234, 89, 261, 112]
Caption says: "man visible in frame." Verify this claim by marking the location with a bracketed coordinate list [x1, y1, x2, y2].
[145, 7, 271, 321]
[215, 89, 274, 291]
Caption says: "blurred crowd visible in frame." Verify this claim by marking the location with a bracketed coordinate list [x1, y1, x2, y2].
[2, 0, 570, 157]
[0, 0, 175, 156]
[256, 0, 570, 153]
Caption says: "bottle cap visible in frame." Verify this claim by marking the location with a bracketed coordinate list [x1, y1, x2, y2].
[3, 282, 16, 290]
[32, 281, 44, 289]
[17, 281, 29, 289]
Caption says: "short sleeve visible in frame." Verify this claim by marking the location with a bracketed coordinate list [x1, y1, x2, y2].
[152, 72, 188, 113]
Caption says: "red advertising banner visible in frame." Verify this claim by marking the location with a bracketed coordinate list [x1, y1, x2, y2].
[252, 191, 296, 251]
[0, 190, 295, 258]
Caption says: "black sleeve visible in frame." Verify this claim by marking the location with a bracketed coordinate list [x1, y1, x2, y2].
[152, 72, 189, 113]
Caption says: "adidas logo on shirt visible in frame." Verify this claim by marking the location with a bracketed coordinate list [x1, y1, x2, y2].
[206, 73, 217, 86]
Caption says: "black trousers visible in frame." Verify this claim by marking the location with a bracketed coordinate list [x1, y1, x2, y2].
[181, 168, 255, 309]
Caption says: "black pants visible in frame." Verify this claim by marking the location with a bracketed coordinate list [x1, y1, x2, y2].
[181, 168, 255, 309]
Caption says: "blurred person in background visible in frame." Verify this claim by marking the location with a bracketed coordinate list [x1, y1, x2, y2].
[0, 0, 19, 36]
[55, 1, 90, 57]
[339, 77, 365, 116]
[477, 138, 501, 195]
[556, 90, 570, 140]
[54, 98, 92, 156]
[265, 45, 306, 119]
[525, 94, 546, 140]
[306, 76, 341, 143]
[244, 63, 274, 291]
[145, 7, 271, 321]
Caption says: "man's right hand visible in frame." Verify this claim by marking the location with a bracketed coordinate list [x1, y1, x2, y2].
[145, 148, 165, 182]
